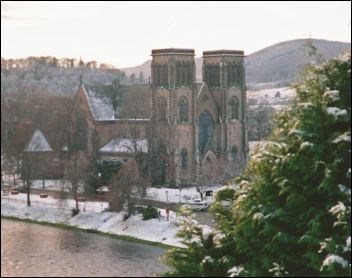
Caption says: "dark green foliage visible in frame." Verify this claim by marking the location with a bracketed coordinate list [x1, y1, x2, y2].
[71, 208, 80, 217]
[163, 208, 237, 277]
[164, 53, 351, 277]
[100, 82, 121, 111]
[85, 159, 122, 193]
[214, 187, 235, 201]
[94, 159, 122, 185]
[142, 205, 158, 220]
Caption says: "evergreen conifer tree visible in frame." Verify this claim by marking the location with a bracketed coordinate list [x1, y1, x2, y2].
[164, 53, 351, 277]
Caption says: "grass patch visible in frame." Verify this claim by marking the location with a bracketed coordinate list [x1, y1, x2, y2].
[1, 215, 176, 249]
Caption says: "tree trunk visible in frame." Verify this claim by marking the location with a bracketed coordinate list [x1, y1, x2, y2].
[142, 185, 147, 197]
[74, 188, 79, 211]
[26, 183, 31, 206]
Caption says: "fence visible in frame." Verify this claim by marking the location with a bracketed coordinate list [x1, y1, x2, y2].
[1, 196, 107, 213]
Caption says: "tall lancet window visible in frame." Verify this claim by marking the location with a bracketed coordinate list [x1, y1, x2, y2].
[181, 148, 188, 170]
[179, 96, 189, 122]
[158, 96, 167, 121]
[229, 96, 239, 120]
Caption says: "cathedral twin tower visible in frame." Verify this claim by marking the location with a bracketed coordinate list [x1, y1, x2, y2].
[150, 48, 247, 185]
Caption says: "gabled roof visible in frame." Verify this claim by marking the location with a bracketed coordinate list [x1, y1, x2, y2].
[99, 138, 148, 154]
[81, 84, 116, 121]
[25, 129, 53, 152]
[80, 84, 151, 121]
[196, 82, 217, 105]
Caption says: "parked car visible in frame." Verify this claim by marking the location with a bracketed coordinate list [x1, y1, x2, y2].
[188, 198, 209, 211]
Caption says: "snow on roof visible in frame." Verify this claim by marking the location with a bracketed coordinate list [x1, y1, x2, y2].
[99, 118, 150, 122]
[196, 82, 206, 98]
[25, 129, 53, 152]
[82, 84, 116, 121]
[99, 138, 148, 153]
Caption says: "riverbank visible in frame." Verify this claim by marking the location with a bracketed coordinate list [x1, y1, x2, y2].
[1, 200, 183, 248]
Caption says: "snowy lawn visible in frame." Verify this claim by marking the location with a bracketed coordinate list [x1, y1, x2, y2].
[2, 178, 85, 193]
[31, 179, 85, 192]
[3, 178, 222, 204]
[146, 184, 223, 204]
[1, 198, 184, 247]
[2, 193, 108, 212]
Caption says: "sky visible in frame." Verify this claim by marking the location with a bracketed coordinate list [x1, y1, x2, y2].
[1, 1, 351, 68]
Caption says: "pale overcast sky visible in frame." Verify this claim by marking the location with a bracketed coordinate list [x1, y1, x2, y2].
[1, 1, 351, 67]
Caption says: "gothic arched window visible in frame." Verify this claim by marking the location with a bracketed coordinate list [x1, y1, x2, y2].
[158, 96, 167, 121]
[227, 64, 234, 86]
[199, 111, 214, 154]
[181, 148, 188, 169]
[161, 65, 168, 86]
[229, 96, 239, 120]
[179, 96, 189, 123]
[186, 64, 193, 85]
[130, 127, 140, 138]
[153, 65, 160, 85]
[76, 112, 87, 150]
[176, 62, 192, 86]
[231, 145, 238, 161]
[206, 65, 220, 87]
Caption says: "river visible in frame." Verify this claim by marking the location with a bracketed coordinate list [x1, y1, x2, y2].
[1, 219, 168, 277]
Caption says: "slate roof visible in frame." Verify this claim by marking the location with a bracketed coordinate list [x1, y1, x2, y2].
[82, 85, 116, 121]
[81, 84, 151, 121]
[25, 129, 53, 152]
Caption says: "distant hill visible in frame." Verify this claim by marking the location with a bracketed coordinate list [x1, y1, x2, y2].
[121, 39, 351, 89]
[1, 39, 350, 97]
[245, 39, 350, 89]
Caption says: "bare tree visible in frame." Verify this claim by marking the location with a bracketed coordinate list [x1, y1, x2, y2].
[65, 102, 89, 213]
[118, 88, 152, 196]
[21, 136, 42, 206]
[109, 163, 139, 217]
[64, 157, 88, 212]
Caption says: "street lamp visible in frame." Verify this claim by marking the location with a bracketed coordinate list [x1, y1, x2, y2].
[98, 172, 102, 193]
[165, 190, 170, 221]
[176, 163, 181, 203]
[98, 172, 103, 212]
[163, 162, 168, 187]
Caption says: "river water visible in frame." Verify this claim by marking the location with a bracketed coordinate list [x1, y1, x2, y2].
[1, 219, 168, 277]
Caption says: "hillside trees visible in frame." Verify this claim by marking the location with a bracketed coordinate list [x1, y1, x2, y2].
[1, 56, 127, 96]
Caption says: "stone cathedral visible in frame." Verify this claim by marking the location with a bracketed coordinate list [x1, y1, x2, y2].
[71, 48, 248, 186]
[149, 49, 248, 185]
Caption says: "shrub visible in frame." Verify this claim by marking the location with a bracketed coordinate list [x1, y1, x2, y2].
[142, 205, 159, 220]
[71, 208, 80, 217]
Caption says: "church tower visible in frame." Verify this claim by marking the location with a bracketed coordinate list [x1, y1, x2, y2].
[150, 48, 196, 185]
[202, 50, 247, 174]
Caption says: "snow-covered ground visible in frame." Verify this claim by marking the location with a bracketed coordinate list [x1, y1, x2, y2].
[30, 179, 85, 192]
[147, 184, 223, 204]
[1, 197, 184, 247]
[2, 176, 222, 204]
[1, 193, 108, 212]
[247, 87, 296, 110]
[2, 176, 85, 192]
